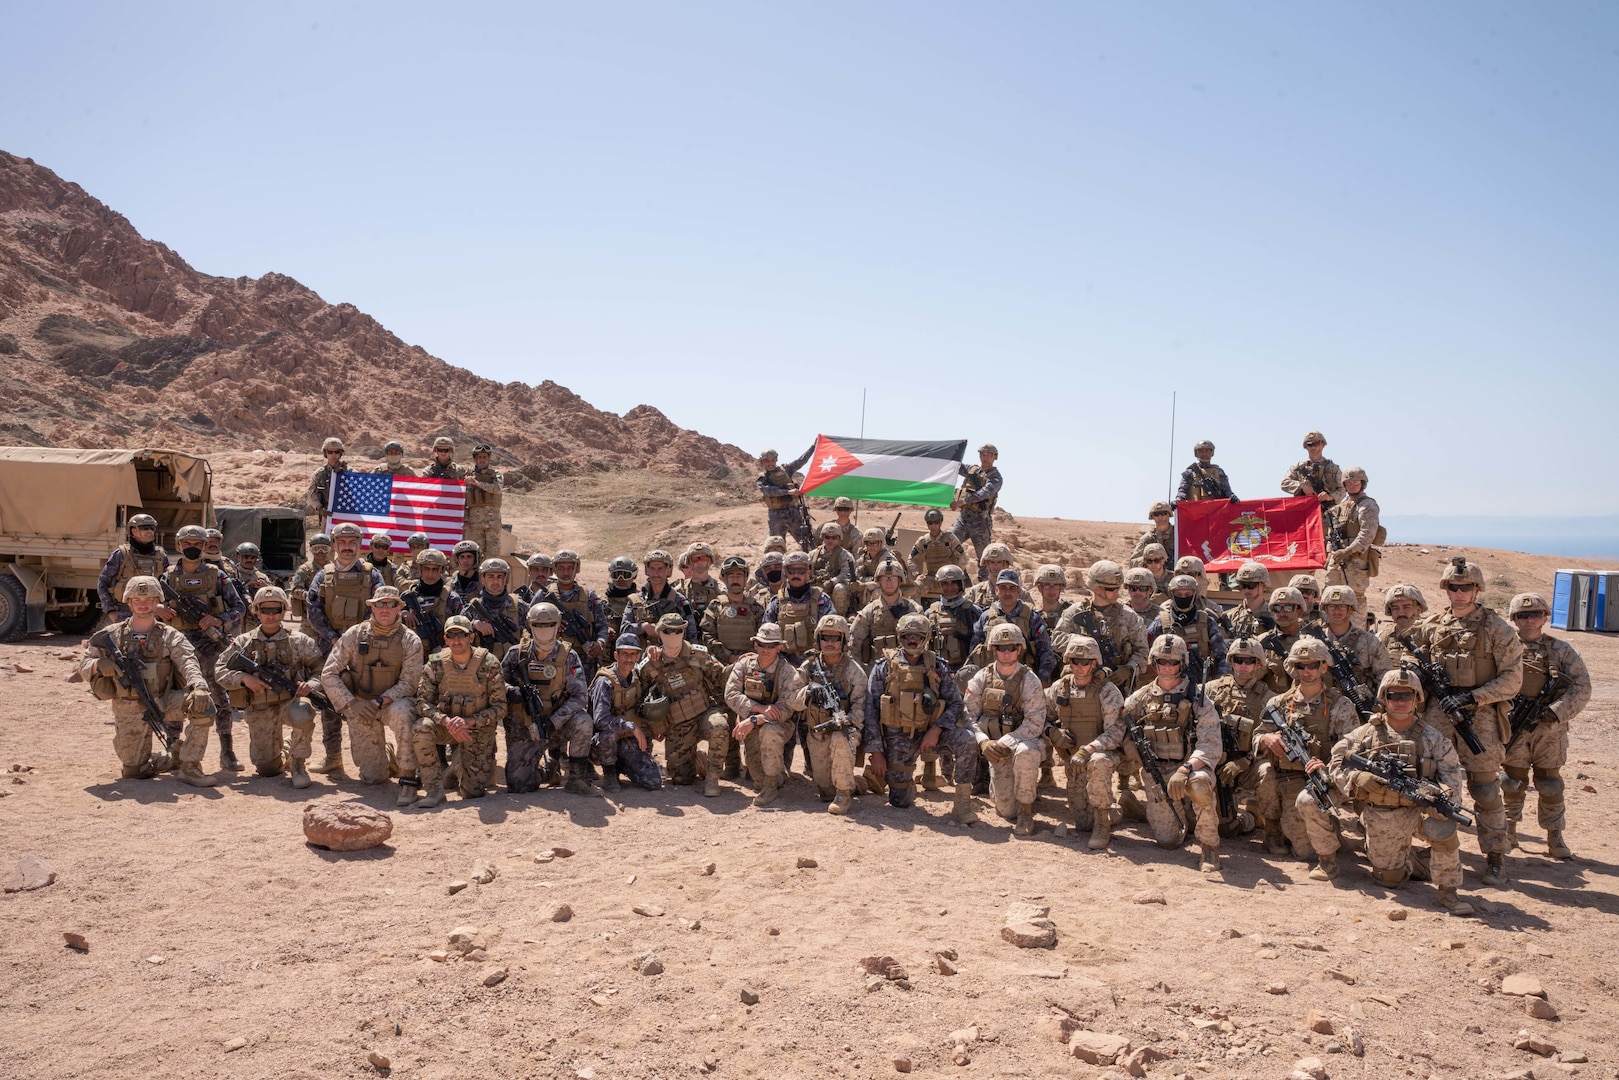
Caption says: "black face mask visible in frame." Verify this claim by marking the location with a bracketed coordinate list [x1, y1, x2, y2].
[130, 536, 156, 555]
[182, 546, 204, 561]
[765, 569, 782, 584]
[1172, 595, 1196, 613]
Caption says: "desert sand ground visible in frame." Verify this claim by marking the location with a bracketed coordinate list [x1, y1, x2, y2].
[3, 476, 1617, 1080]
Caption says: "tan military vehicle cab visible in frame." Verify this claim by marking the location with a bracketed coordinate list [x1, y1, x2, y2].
[0, 447, 213, 640]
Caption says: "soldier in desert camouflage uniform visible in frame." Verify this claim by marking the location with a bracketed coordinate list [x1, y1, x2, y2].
[1378, 584, 1428, 666]
[1122, 566, 1159, 625]
[463, 557, 528, 660]
[624, 549, 697, 647]
[303, 437, 347, 551]
[374, 439, 416, 477]
[1256, 586, 1309, 693]
[422, 436, 465, 481]
[97, 513, 170, 622]
[319, 585, 424, 789]
[1130, 502, 1176, 569]
[602, 556, 639, 638]
[1054, 561, 1149, 695]
[410, 614, 505, 806]
[547, 550, 611, 679]
[160, 524, 246, 772]
[810, 522, 859, 616]
[1226, 561, 1275, 639]
[1324, 465, 1381, 608]
[966, 623, 1048, 836]
[1280, 430, 1345, 511]
[700, 556, 764, 666]
[1049, 636, 1126, 846]
[288, 532, 331, 622]
[590, 634, 663, 791]
[515, 552, 553, 605]
[1203, 636, 1271, 838]
[363, 533, 398, 587]
[676, 542, 723, 613]
[850, 559, 922, 668]
[214, 585, 325, 790]
[227, 543, 271, 633]
[851, 527, 910, 608]
[394, 532, 431, 588]
[464, 443, 505, 561]
[965, 543, 1019, 609]
[908, 508, 967, 608]
[797, 614, 867, 814]
[1317, 584, 1392, 697]
[1138, 544, 1171, 602]
[726, 623, 808, 807]
[399, 549, 462, 655]
[637, 612, 732, 794]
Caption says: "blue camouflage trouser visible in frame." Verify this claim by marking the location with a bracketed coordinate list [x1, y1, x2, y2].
[591, 730, 663, 790]
[950, 516, 994, 580]
[768, 506, 814, 550]
[875, 723, 979, 807]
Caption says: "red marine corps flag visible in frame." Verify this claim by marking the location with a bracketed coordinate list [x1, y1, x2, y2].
[1175, 497, 1326, 574]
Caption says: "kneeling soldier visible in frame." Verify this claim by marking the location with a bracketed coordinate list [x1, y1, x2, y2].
[215, 586, 326, 789]
[590, 634, 663, 791]
[966, 623, 1048, 835]
[726, 623, 807, 807]
[503, 602, 597, 797]
[797, 614, 867, 814]
[1048, 636, 1125, 848]
[320, 585, 424, 789]
[637, 611, 731, 794]
[412, 615, 507, 806]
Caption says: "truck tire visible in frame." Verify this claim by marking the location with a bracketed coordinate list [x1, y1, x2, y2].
[47, 596, 103, 635]
[0, 574, 25, 643]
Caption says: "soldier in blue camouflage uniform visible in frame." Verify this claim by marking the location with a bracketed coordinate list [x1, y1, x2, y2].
[864, 613, 981, 823]
[755, 447, 815, 550]
[950, 443, 1002, 580]
[546, 549, 612, 679]
[623, 549, 697, 647]
[502, 602, 597, 796]
[97, 513, 169, 622]
[589, 634, 663, 791]
[160, 524, 246, 772]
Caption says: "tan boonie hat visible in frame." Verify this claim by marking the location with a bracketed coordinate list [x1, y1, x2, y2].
[367, 586, 403, 606]
[443, 615, 475, 636]
[753, 623, 785, 646]
[655, 612, 688, 633]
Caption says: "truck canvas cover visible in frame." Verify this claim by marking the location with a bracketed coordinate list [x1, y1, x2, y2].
[0, 447, 210, 539]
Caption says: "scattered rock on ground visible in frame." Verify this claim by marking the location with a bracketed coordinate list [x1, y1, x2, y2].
[224, 1037, 247, 1052]
[1290, 1056, 1327, 1080]
[1002, 902, 1057, 949]
[3, 855, 57, 893]
[892, 1057, 912, 1073]
[448, 879, 469, 895]
[1524, 997, 1559, 1020]
[483, 967, 508, 987]
[63, 932, 88, 952]
[635, 952, 663, 976]
[1133, 888, 1166, 905]
[302, 799, 392, 851]
[935, 955, 958, 976]
[1309, 1010, 1334, 1034]
[633, 903, 664, 917]
[1514, 1032, 1557, 1056]
[1386, 907, 1408, 921]
[367, 1050, 390, 1069]
[471, 861, 497, 884]
[796, 856, 818, 868]
[551, 904, 573, 923]
[447, 926, 485, 955]
[1266, 981, 1288, 994]
[740, 986, 759, 1005]
[1501, 974, 1547, 998]
[700, 862, 716, 875]
[860, 956, 908, 981]
[1069, 1030, 1131, 1065]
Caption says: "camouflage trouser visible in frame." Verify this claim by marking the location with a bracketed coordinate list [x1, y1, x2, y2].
[592, 730, 663, 790]
[1293, 785, 1341, 859]
[1255, 761, 1317, 857]
[806, 723, 860, 794]
[514, 711, 593, 760]
[1126, 744, 1219, 849]
[311, 636, 343, 758]
[1067, 749, 1121, 831]
[744, 717, 798, 782]
[346, 699, 416, 785]
[1502, 720, 1569, 831]
[767, 507, 813, 550]
[985, 734, 1043, 818]
[466, 506, 503, 559]
[949, 516, 993, 580]
[1325, 555, 1372, 609]
[111, 692, 208, 773]
[186, 632, 233, 739]
[874, 724, 979, 806]
[1428, 704, 1510, 856]
[1356, 805, 1462, 889]
[666, 708, 731, 786]
[415, 719, 498, 797]
[242, 702, 314, 776]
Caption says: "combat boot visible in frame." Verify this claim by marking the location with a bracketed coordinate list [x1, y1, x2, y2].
[1482, 853, 1508, 888]
[177, 761, 217, 788]
[289, 759, 311, 789]
[217, 730, 244, 772]
[1116, 783, 1147, 822]
[754, 773, 779, 808]
[817, 786, 835, 802]
[1436, 888, 1475, 917]
[829, 790, 852, 815]
[862, 766, 888, 796]
[951, 784, 980, 826]
[565, 757, 604, 797]
[702, 765, 721, 798]
[1507, 820, 1519, 848]
[396, 777, 419, 807]
[1013, 803, 1036, 837]
[311, 750, 345, 775]
[1039, 764, 1055, 789]
[413, 764, 446, 808]
[602, 768, 622, 793]
[1264, 820, 1289, 857]
[1309, 853, 1339, 881]
[920, 758, 943, 790]
[1198, 842, 1221, 876]
[1546, 830, 1572, 859]
[1088, 816, 1112, 850]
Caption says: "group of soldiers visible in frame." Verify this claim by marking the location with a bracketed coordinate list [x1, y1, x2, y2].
[79, 429, 1593, 917]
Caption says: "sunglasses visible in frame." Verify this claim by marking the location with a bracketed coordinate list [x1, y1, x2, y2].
[132, 525, 156, 531]
[1094, 585, 1120, 594]
[900, 635, 927, 645]
[1294, 661, 1325, 672]
[1069, 658, 1098, 667]
[1273, 604, 1300, 613]
[1512, 611, 1547, 621]
[1384, 690, 1417, 702]
[1445, 583, 1477, 593]
[1240, 582, 1265, 590]
[372, 602, 403, 610]
[818, 634, 844, 642]
[257, 606, 285, 616]
[1152, 659, 1182, 668]
[1230, 656, 1260, 666]
[1127, 585, 1152, 593]
[993, 644, 1020, 653]
[445, 630, 472, 639]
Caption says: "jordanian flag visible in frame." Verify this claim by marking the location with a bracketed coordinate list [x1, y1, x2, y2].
[798, 435, 968, 508]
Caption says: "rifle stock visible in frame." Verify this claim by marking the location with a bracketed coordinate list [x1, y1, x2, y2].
[90, 629, 180, 753]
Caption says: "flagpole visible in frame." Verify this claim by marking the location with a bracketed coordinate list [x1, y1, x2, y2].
[1166, 390, 1177, 502]
[855, 389, 867, 527]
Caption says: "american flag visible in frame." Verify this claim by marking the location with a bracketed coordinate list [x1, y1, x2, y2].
[327, 472, 467, 550]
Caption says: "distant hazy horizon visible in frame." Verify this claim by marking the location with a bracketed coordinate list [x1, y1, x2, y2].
[1383, 515, 1619, 561]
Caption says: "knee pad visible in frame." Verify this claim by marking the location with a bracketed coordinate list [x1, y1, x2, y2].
[1421, 816, 1457, 843]
[889, 779, 915, 808]
[1499, 769, 1528, 798]
[1371, 866, 1408, 887]
[1466, 778, 1504, 811]
[1533, 771, 1565, 800]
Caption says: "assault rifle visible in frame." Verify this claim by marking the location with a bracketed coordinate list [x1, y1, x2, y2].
[89, 629, 180, 753]
[223, 651, 335, 712]
[467, 597, 521, 647]
[1345, 750, 1473, 825]
[883, 512, 902, 549]
[1505, 671, 1572, 752]
[1124, 714, 1185, 830]
[159, 576, 223, 642]
[512, 654, 557, 741]
[804, 654, 855, 734]
[1262, 703, 1333, 809]
[402, 592, 444, 652]
[558, 604, 597, 653]
[1324, 506, 1348, 554]
[1077, 607, 1121, 677]
[1300, 626, 1376, 722]
[1395, 636, 1486, 755]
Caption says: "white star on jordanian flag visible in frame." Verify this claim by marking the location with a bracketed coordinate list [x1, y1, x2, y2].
[818, 455, 840, 473]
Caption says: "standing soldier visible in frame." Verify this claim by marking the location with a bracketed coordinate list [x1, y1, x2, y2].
[502, 603, 598, 796]
[798, 614, 867, 813]
[1500, 592, 1591, 859]
[1317, 584, 1392, 699]
[1405, 558, 1523, 887]
[1291, 574, 1325, 628]
[966, 623, 1048, 836]
[756, 447, 815, 550]
[1055, 561, 1150, 696]
[374, 440, 416, 476]
[80, 577, 217, 786]
[602, 556, 640, 639]
[1280, 431, 1345, 514]
[364, 533, 398, 587]
[548, 549, 611, 678]
[925, 565, 982, 681]
[852, 527, 910, 607]
[950, 443, 1002, 578]
[304, 522, 384, 774]
[1139, 544, 1172, 602]
[160, 525, 246, 772]
[1227, 561, 1275, 638]
[829, 497, 862, 559]
[289, 532, 331, 623]
[625, 549, 696, 646]
[449, 540, 482, 601]
[304, 437, 347, 551]
[726, 623, 808, 806]
[1049, 636, 1126, 848]
[677, 542, 722, 613]
[400, 549, 462, 656]
[1175, 440, 1238, 503]
[1252, 638, 1360, 866]
[422, 435, 464, 480]
[864, 613, 981, 823]
[515, 552, 554, 604]
[319, 586, 425, 792]
[590, 634, 663, 792]
[910, 508, 967, 608]
[637, 612, 732, 795]
[968, 569, 1057, 683]
[215, 586, 325, 789]
[762, 551, 835, 663]
[97, 513, 169, 622]
[810, 522, 858, 616]
[1256, 587, 1309, 693]
[851, 560, 922, 668]
[1146, 575, 1229, 680]
[464, 558, 528, 661]
[1378, 583, 1429, 666]
[1203, 636, 1271, 838]
[1321, 670, 1474, 914]
[202, 529, 237, 578]
[700, 556, 764, 665]
[230, 543, 271, 609]
[1130, 503, 1176, 568]
[965, 543, 1018, 608]
[394, 532, 430, 588]
[1031, 565, 1072, 647]
[1122, 566, 1159, 625]
[409, 614, 503, 807]
[465, 443, 504, 558]
[751, 552, 786, 607]
[1115, 635, 1225, 875]
[1326, 466, 1382, 608]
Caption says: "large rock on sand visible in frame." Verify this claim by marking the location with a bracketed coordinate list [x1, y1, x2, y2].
[303, 799, 393, 851]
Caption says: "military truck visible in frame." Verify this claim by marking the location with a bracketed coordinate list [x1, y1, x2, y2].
[0, 447, 213, 641]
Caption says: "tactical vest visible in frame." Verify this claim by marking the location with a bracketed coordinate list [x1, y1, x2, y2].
[1273, 687, 1343, 768]
[468, 466, 501, 508]
[1049, 674, 1106, 744]
[1519, 639, 1553, 700]
[340, 623, 407, 698]
[799, 653, 854, 727]
[411, 583, 453, 622]
[877, 648, 943, 734]
[710, 596, 761, 657]
[605, 589, 635, 633]
[365, 556, 397, 588]
[433, 648, 495, 718]
[810, 548, 847, 587]
[519, 643, 574, 720]
[958, 466, 997, 517]
[911, 534, 959, 577]
[1326, 628, 1375, 687]
[980, 602, 1037, 668]
[320, 562, 374, 633]
[1161, 602, 1210, 660]
[112, 543, 167, 600]
[1075, 602, 1133, 664]
[775, 587, 823, 654]
[637, 586, 685, 627]
[90, 622, 175, 702]
[290, 562, 319, 618]
[599, 671, 639, 717]
[1380, 624, 1420, 667]
[1229, 604, 1275, 639]
[1207, 675, 1267, 754]
[552, 587, 595, 648]
[858, 599, 911, 664]
[979, 665, 1034, 738]
[226, 630, 301, 709]
[1134, 690, 1194, 762]
[649, 647, 714, 724]
[760, 466, 795, 509]
[929, 600, 974, 667]
[682, 577, 721, 612]
[1354, 721, 1420, 807]
[1425, 613, 1498, 690]
[740, 659, 782, 708]
[835, 522, 860, 557]
[469, 594, 522, 660]
[164, 563, 224, 630]
[1185, 463, 1224, 500]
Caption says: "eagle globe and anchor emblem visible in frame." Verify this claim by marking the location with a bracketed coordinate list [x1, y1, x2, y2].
[1226, 511, 1271, 558]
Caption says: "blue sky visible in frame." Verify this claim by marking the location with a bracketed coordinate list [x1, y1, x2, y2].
[5, 2, 1616, 522]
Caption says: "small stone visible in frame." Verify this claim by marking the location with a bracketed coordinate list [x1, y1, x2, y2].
[534, 852, 554, 863]
[224, 1037, 247, 1052]
[552, 846, 574, 857]
[426, 949, 449, 962]
[1581, 784, 1596, 794]
[1502, 974, 1548, 998]
[464, 948, 488, 962]
[1386, 907, 1408, 921]
[893, 1057, 912, 1073]
[1002, 921, 1057, 949]
[1293, 940, 1327, 952]
[951, 1046, 970, 1066]
[1525, 942, 1554, 958]
[1525, 998, 1560, 1020]
[936, 948, 959, 960]
[935, 956, 958, 976]
[63, 933, 88, 952]
[2, 855, 57, 893]
[1442, 938, 1466, 950]
[483, 967, 508, 987]
[1496, 1070, 1534, 1080]
[740, 986, 760, 1005]
[687, 919, 702, 931]
[860, 956, 909, 981]
[1308, 1009, 1334, 1035]
[797, 856, 818, 868]
[1324, 1042, 1344, 1054]
[1341, 1025, 1365, 1057]
[471, 861, 498, 885]
[448, 880, 469, 895]
[700, 862, 716, 875]
[1465, 1023, 1485, 1034]
[1558, 1051, 1588, 1063]
[146, 955, 164, 965]
[636, 952, 663, 976]
[1070, 1031, 1131, 1065]
[865, 976, 885, 992]
[1133, 888, 1167, 905]
[12, 663, 33, 673]
[950, 1026, 979, 1046]
[625, 874, 636, 884]
[550, 903, 573, 922]
[367, 1050, 391, 1069]
[1257, 948, 1280, 960]
[1220, 928, 1243, 939]
[577, 1069, 597, 1080]
[633, 903, 665, 917]
[1053, 823, 1068, 839]
[1326, 969, 1357, 985]
[447, 926, 485, 954]
[767, 927, 780, 936]
[1292, 1056, 1328, 1080]
[1515, 1034, 1557, 1057]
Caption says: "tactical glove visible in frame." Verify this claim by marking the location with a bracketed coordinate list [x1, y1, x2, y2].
[1166, 766, 1190, 801]
[1440, 690, 1475, 714]
[347, 697, 380, 723]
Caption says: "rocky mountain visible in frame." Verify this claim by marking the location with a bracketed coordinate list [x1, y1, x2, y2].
[0, 151, 753, 483]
